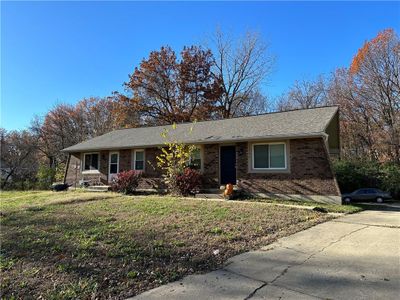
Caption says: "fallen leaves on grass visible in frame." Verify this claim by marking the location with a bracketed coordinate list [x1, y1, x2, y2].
[1, 191, 331, 299]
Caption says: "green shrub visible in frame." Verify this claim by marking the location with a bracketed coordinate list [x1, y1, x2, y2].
[380, 163, 400, 199]
[333, 160, 400, 199]
[55, 162, 66, 182]
[3, 179, 37, 191]
[36, 164, 56, 190]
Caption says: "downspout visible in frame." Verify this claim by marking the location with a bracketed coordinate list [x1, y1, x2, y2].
[63, 153, 71, 184]
[321, 136, 341, 197]
[321, 132, 330, 151]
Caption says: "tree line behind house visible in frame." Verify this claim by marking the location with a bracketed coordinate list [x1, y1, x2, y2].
[1, 29, 399, 195]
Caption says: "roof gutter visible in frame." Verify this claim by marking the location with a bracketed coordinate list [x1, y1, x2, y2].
[61, 132, 327, 153]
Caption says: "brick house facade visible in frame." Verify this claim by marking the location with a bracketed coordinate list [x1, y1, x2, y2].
[63, 107, 342, 203]
[64, 137, 341, 203]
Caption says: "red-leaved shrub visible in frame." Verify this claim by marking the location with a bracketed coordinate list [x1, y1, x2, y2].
[111, 170, 142, 194]
[176, 168, 202, 196]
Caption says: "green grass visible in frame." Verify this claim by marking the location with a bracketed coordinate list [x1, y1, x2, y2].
[1, 190, 333, 299]
[244, 198, 364, 214]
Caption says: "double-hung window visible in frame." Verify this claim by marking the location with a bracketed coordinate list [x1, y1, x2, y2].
[253, 143, 286, 170]
[189, 147, 202, 170]
[109, 152, 119, 174]
[83, 153, 99, 171]
[133, 150, 145, 171]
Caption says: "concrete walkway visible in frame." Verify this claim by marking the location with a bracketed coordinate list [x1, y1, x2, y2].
[131, 206, 400, 300]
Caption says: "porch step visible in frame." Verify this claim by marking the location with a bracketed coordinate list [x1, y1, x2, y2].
[85, 185, 110, 192]
[195, 193, 225, 200]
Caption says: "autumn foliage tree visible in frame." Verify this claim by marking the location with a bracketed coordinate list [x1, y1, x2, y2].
[32, 96, 137, 170]
[0, 128, 38, 189]
[275, 29, 399, 164]
[125, 46, 222, 125]
[348, 29, 400, 162]
[110, 92, 140, 129]
[6, 28, 398, 192]
[31, 104, 81, 169]
[330, 29, 400, 162]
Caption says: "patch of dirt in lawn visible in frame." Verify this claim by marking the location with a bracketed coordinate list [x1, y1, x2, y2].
[0, 194, 332, 299]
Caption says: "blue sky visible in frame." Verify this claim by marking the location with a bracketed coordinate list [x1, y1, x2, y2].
[1, 1, 399, 130]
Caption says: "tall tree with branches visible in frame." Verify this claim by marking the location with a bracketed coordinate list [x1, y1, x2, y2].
[275, 76, 328, 111]
[0, 128, 38, 189]
[125, 46, 222, 125]
[209, 30, 275, 118]
[348, 28, 400, 162]
[31, 97, 130, 169]
[327, 29, 400, 162]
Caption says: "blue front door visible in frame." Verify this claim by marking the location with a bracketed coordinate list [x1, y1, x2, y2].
[220, 146, 236, 185]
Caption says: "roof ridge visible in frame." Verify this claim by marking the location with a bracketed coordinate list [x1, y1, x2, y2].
[113, 105, 339, 132]
[62, 105, 339, 152]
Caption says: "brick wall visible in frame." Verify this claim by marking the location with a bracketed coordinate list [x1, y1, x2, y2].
[64, 138, 340, 196]
[119, 150, 131, 172]
[236, 138, 340, 196]
[138, 147, 165, 189]
[202, 144, 219, 188]
[64, 153, 82, 187]
[64, 151, 108, 186]
[65, 151, 109, 187]
[98, 151, 109, 183]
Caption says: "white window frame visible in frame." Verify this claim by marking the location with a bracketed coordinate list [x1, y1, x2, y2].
[133, 149, 145, 171]
[252, 142, 287, 170]
[82, 152, 100, 172]
[189, 146, 203, 172]
[108, 151, 119, 175]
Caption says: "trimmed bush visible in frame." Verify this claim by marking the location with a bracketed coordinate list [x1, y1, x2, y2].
[111, 170, 142, 194]
[176, 168, 202, 196]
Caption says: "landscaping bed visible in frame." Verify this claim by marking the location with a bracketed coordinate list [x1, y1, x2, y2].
[1, 190, 333, 299]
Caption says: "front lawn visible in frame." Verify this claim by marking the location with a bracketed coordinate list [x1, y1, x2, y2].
[1, 190, 332, 299]
[244, 198, 364, 213]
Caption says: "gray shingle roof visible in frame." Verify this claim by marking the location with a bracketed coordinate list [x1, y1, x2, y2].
[62, 106, 338, 152]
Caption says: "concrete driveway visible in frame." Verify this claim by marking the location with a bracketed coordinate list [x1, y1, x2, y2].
[132, 206, 400, 300]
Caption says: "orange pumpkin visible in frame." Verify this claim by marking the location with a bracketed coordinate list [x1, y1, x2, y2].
[224, 183, 234, 197]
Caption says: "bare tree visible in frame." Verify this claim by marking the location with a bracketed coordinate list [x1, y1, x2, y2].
[275, 76, 328, 111]
[327, 68, 381, 160]
[0, 128, 38, 189]
[209, 29, 275, 118]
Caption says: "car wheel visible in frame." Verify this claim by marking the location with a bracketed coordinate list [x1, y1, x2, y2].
[343, 197, 351, 204]
[376, 197, 384, 203]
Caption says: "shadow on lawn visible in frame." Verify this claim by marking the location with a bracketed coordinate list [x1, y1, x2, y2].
[49, 195, 117, 206]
